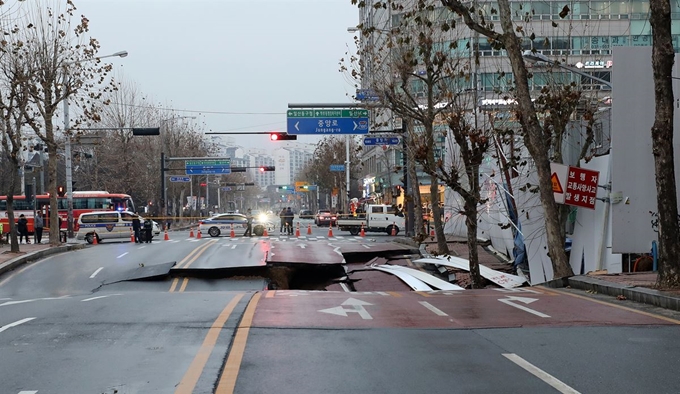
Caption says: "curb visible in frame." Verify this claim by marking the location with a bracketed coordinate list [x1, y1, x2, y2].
[0, 244, 86, 277]
[546, 275, 680, 312]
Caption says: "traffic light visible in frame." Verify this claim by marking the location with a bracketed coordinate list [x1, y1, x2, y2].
[132, 127, 160, 136]
[57, 185, 65, 197]
[259, 166, 275, 172]
[270, 132, 297, 141]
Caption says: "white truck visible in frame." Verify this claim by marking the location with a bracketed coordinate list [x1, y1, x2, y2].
[336, 204, 405, 235]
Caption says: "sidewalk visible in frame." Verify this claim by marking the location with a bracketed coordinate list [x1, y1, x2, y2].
[0, 241, 84, 277]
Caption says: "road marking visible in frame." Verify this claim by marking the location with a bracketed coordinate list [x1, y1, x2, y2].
[0, 255, 56, 287]
[81, 294, 121, 302]
[265, 290, 275, 298]
[116, 252, 128, 259]
[361, 244, 371, 249]
[1, 299, 37, 307]
[416, 291, 432, 297]
[549, 287, 680, 325]
[175, 240, 217, 269]
[298, 244, 306, 249]
[179, 278, 190, 292]
[0, 317, 35, 333]
[340, 283, 351, 292]
[503, 353, 580, 394]
[18, 391, 38, 394]
[318, 298, 373, 319]
[499, 296, 550, 318]
[387, 291, 402, 297]
[169, 278, 179, 292]
[420, 301, 448, 316]
[90, 267, 104, 278]
[175, 293, 244, 394]
[230, 244, 237, 249]
[215, 292, 261, 394]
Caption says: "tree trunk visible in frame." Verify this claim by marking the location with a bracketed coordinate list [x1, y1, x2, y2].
[44, 116, 60, 245]
[407, 140, 424, 237]
[430, 174, 449, 254]
[497, 0, 572, 278]
[465, 195, 483, 287]
[649, 0, 680, 288]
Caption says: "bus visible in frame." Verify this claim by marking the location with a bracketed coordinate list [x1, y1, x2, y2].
[0, 191, 135, 234]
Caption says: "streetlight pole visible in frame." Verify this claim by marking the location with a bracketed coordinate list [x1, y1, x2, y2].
[64, 50, 128, 238]
[160, 115, 195, 220]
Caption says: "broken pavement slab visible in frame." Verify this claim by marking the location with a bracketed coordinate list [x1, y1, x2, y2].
[414, 256, 526, 289]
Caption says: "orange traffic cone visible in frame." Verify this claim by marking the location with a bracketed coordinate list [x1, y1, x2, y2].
[430, 227, 435, 237]
[164, 227, 170, 241]
[189, 227, 195, 238]
[307, 223, 312, 235]
[328, 224, 333, 237]
[130, 228, 135, 242]
[197, 229, 202, 239]
[263, 227, 268, 236]
[295, 222, 300, 237]
[92, 231, 98, 245]
[360, 223, 365, 237]
[391, 222, 397, 236]
[230, 223, 235, 238]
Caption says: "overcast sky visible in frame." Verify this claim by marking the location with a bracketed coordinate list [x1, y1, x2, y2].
[76, 0, 360, 150]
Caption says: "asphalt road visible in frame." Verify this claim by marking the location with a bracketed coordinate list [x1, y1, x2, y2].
[1, 227, 679, 393]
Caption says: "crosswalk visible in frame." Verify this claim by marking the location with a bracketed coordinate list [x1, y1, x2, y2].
[186, 235, 367, 242]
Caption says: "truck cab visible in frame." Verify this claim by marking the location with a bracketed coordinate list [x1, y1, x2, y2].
[337, 204, 405, 235]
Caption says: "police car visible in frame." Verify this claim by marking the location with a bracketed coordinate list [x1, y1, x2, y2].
[199, 213, 248, 237]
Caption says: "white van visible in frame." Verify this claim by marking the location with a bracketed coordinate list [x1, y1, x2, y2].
[77, 211, 153, 244]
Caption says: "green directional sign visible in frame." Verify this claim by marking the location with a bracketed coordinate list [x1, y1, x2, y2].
[287, 109, 369, 118]
[185, 159, 231, 175]
[185, 160, 230, 166]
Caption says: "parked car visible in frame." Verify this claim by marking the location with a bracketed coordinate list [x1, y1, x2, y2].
[199, 213, 248, 237]
[299, 209, 314, 219]
[314, 209, 336, 227]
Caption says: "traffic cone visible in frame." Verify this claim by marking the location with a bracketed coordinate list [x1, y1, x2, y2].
[197, 229, 202, 239]
[295, 222, 300, 237]
[164, 227, 170, 241]
[130, 228, 135, 242]
[328, 224, 333, 237]
[360, 223, 365, 237]
[189, 227, 195, 238]
[230, 223, 235, 238]
[430, 227, 435, 237]
[263, 227, 268, 236]
[307, 223, 312, 235]
[92, 231, 98, 245]
[391, 222, 397, 236]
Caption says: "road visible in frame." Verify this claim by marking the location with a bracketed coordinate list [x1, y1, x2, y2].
[1, 223, 679, 393]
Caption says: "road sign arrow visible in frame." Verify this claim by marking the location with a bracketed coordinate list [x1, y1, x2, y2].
[353, 121, 358, 131]
[318, 306, 349, 317]
[342, 298, 373, 307]
[295, 121, 300, 131]
[505, 296, 539, 304]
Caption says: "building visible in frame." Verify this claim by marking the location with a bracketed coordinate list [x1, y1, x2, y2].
[272, 144, 315, 186]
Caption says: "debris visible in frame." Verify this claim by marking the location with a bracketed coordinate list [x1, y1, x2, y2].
[414, 256, 526, 289]
[616, 295, 627, 301]
[377, 265, 464, 291]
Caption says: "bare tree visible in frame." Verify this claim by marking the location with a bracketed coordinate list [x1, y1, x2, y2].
[649, 0, 680, 288]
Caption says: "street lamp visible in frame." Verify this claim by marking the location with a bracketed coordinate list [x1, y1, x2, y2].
[522, 50, 612, 88]
[64, 50, 128, 238]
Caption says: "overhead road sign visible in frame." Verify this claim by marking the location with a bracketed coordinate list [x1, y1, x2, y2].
[287, 109, 369, 135]
[330, 164, 345, 172]
[185, 159, 231, 175]
[363, 137, 400, 146]
[169, 176, 191, 182]
[355, 89, 380, 101]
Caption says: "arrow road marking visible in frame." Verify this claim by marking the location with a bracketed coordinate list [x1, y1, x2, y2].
[0, 317, 35, 333]
[319, 297, 373, 320]
[419, 301, 448, 316]
[297, 244, 306, 249]
[498, 296, 550, 318]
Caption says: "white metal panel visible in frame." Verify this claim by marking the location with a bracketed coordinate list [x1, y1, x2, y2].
[414, 256, 526, 289]
[370, 265, 433, 291]
[378, 265, 464, 290]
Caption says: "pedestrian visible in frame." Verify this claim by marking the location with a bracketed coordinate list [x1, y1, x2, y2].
[34, 213, 44, 244]
[132, 212, 141, 243]
[285, 207, 294, 235]
[17, 214, 30, 244]
[143, 217, 153, 243]
[279, 207, 286, 233]
[244, 208, 253, 237]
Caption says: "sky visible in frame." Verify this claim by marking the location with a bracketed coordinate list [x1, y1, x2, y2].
[75, 0, 360, 151]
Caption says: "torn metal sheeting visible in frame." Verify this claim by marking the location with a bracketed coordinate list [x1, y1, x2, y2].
[378, 265, 464, 291]
[414, 257, 526, 289]
[370, 265, 433, 291]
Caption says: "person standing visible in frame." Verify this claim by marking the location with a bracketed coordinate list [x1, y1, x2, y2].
[285, 207, 294, 235]
[132, 213, 141, 243]
[17, 214, 29, 244]
[34, 213, 44, 244]
[143, 217, 153, 243]
[244, 208, 253, 237]
[279, 208, 286, 233]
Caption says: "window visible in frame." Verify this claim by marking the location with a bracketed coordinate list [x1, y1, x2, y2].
[371, 206, 384, 214]
[121, 212, 136, 222]
[80, 213, 119, 223]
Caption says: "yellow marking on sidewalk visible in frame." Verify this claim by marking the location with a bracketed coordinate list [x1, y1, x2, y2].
[387, 291, 403, 297]
[551, 287, 680, 325]
[168, 278, 179, 293]
[175, 240, 217, 269]
[535, 286, 560, 296]
[215, 292, 262, 394]
[416, 291, 432, 297]
[174, 293, 244, 394]
[179, 278, 190, 292]
[265, 290, 275, 298]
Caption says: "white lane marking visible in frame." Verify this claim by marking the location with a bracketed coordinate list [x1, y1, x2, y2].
[18, 391, 38, 394]
[0, 317, 36, 333]
[0, 299, 36, 307]
[231, 245, 237, 249]
[333, 247, 342, 256]
[298, 244, 306, 249]
[419, 301, 448, 316]
[503, 353, 581, 394]
[361, 244, 371, 249]
[498, 296, 550, 318]
[376, 291, 389, 296]
[0, 298, 11, 300]
[340, 283, 350, 292]
[117, 252, 129, 259]
[90, 267, 104, 278]
[82, 294, 121, 302]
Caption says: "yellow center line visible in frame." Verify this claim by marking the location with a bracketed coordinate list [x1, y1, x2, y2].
[215, 292, 262, 394]
[535, 286, 561, 296]
[387, 291, 403, 297]
[174, 293, 244, 394]
[265, 290, 275, 298]
[416, 291, 432, 297]
[181, 240, 218, 270]
[179, 278, 190, 293]
[168, 278, 179, 293]
[175, 240, 217, 270]
[549, 287, 680, 325]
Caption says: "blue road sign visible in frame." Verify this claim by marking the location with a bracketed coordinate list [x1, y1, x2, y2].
[185, 159, 231, 175]
[355, 89, 380, 101]
[330, 164, 345, 172]
[221, 187, 232, 191]
[170, 176, 191, 182]
[363, 137, 401, 146]
[287, 109, 369, 135]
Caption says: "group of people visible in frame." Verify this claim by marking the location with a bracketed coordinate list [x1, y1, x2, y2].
[278, 207, 295, 235]
[131, 212, 154, 243]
